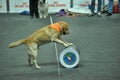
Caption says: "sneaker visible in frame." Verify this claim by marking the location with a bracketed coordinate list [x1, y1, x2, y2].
[105, 12, 112, 16]
[97, 12, 102, 17]
[88, 12, 95, 17]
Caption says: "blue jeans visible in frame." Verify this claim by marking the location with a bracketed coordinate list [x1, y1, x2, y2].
[118, 0, 120, 12]
[108, 0, 120, 14]
[91, 0, 102, 12]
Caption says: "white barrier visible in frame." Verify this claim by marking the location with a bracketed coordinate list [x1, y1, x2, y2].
[0, 0, 109, 13]
[0, 0, 7, 13]
[73, 0, 90, 7]
[73, 0, 108, 7]
[48, 0, 70, 13]
[69, 0, 91, 14]
[72, 0, 109, 13]
[9, 0, 70, 13]
[9, 0, 29, 13]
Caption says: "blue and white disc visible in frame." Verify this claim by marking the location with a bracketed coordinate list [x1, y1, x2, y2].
[60, 46, 80, 68]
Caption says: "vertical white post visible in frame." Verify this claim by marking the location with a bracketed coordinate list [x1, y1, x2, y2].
[50, 16, 61, 76]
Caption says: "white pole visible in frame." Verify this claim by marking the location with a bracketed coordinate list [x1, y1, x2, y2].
[50, 16, 61, 76]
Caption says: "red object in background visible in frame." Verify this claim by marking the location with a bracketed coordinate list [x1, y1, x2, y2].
[113, 4, 119, 13]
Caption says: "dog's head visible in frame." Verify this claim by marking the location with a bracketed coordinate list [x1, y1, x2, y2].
[38, 0, 45, 6]
[58, 22, 70, 35]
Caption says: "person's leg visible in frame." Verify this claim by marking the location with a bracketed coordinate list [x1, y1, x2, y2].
[97, 0, 101, 12]
[35, 0, 39, 18]
[29, 0, 34, 18]
[88, 0, 96, 16]
[97, 0, 102, 16]
[91, 0, 96, 13]
[35, 8, 39, 18]
[107, 0, 114, 15]
[30, 9, 34, 18]
[118, 0, 120, 12]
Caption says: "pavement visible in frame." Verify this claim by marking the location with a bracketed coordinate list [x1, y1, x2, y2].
[0, 13, 120, 80]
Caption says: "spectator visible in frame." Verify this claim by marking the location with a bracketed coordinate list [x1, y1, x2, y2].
[29, 0, 39, 19]
[106, 0, 120, 16]
[88, 0, 102, 17]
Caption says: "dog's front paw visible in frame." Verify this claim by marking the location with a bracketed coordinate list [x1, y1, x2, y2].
[44, 16, 46, 18]
[68, 43, 74, 46]
[64, 44, 70, 47]
[40, 16, 42, 18]
[64, 43, 74, 48]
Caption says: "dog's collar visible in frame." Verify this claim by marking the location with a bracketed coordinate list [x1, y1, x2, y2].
[50, 23, 61, 32]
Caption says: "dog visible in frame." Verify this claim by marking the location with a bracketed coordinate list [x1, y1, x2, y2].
[38, 0, 48, 18]
[9, 21, 73, 69]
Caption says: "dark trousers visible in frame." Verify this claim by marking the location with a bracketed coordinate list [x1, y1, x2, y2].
[91, 0, 102, 12]
[29, 0, 39, 17]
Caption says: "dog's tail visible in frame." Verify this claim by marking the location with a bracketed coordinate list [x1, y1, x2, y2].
[9, 39, 26, 48]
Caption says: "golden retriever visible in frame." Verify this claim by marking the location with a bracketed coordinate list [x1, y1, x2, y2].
[9, 21, 73, 69]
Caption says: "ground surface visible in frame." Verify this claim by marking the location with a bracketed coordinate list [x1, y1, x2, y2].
[0, 13, 120, 80]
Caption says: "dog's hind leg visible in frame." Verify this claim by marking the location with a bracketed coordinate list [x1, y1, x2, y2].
[28, 50, 33, 66]
[28, 43, 41, 69]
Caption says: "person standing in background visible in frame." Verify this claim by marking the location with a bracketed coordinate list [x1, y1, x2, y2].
[119, 0, 120, 11]
[29, 0, 39, 19]
[88, 0, 102, 17]
[106, 0, 120, 16]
